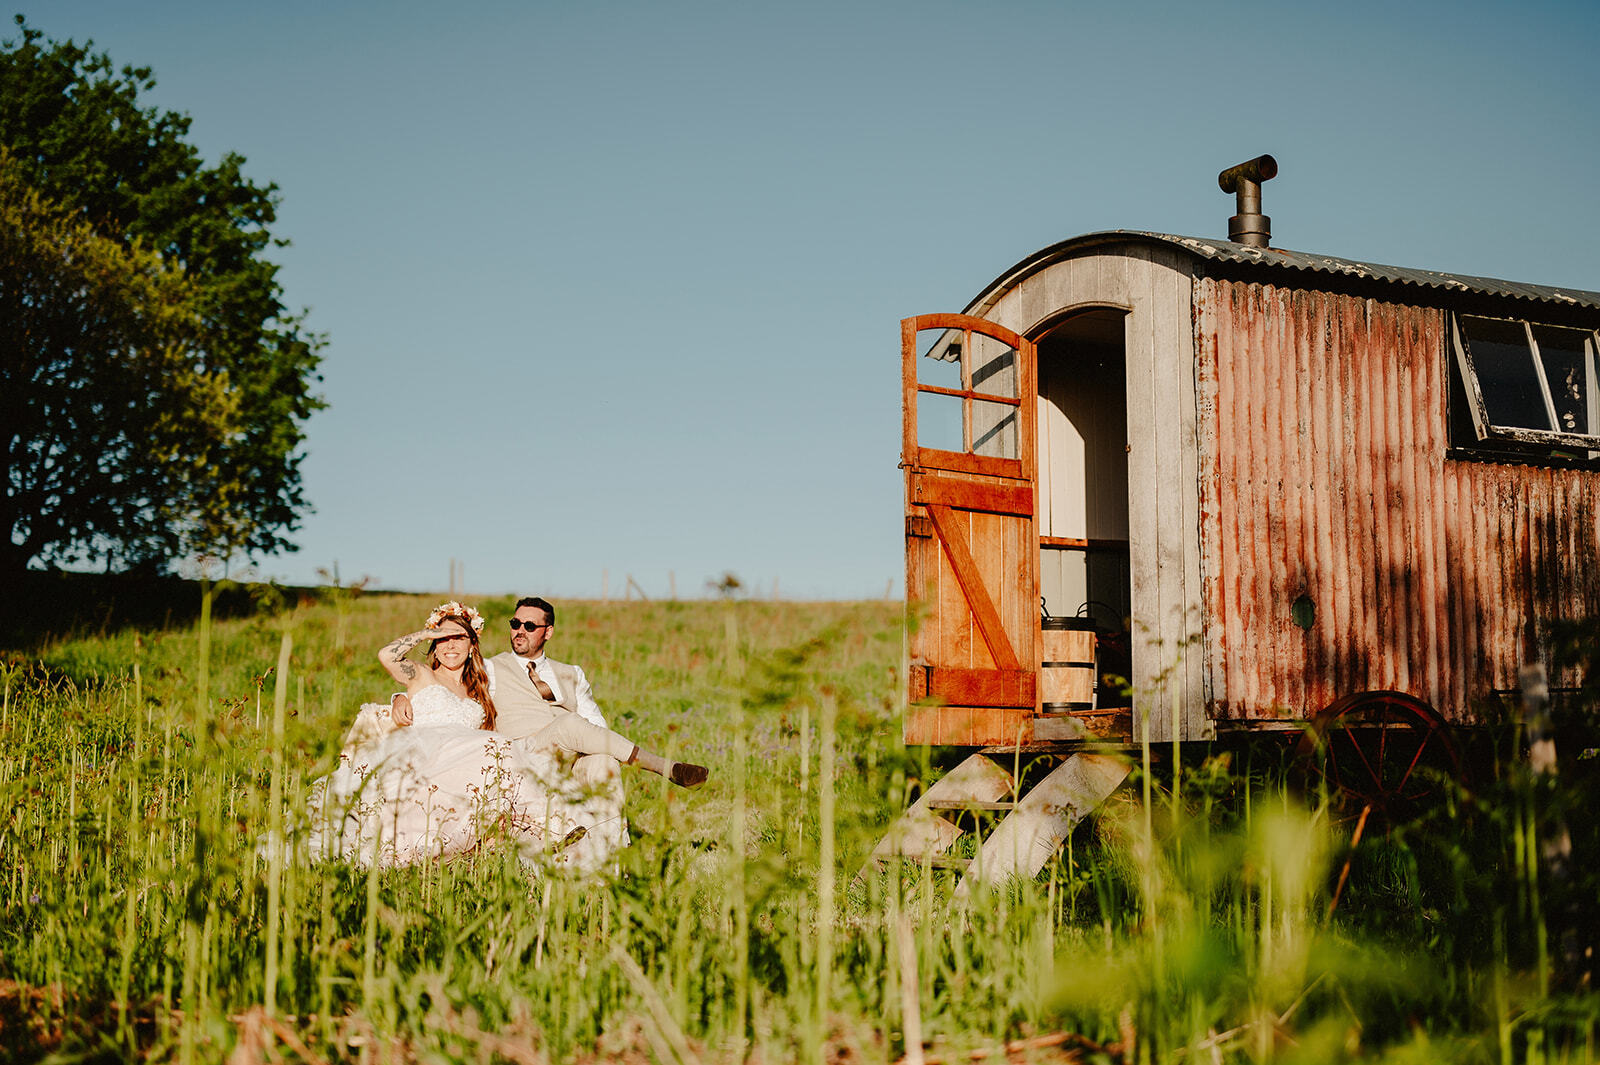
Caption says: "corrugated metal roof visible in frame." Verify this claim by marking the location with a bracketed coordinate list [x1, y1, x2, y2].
[986, 231, 1600, 312]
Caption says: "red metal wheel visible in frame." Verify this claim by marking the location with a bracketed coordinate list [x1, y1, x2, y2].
[1294, 691, 1462, 822]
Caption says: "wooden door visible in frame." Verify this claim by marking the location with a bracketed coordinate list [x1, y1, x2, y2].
[902, 314, 1040, 745]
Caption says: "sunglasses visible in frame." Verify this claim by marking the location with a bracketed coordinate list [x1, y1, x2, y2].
[508, 619, 550, 631]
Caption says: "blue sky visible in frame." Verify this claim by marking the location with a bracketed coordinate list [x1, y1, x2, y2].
[21, 0, 1600, 599]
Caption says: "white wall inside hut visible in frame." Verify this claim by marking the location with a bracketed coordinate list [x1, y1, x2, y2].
[1037, 311, 1131, 629]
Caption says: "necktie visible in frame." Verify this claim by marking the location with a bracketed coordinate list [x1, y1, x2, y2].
[526, 661, 557, 702]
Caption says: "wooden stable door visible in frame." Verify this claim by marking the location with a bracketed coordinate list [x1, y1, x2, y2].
[902, 314, 1041, 746]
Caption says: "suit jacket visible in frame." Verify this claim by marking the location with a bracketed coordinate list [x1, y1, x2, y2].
[488, 651, 588, 740]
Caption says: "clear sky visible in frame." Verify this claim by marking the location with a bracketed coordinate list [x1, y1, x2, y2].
[19, 0, 1600, 599]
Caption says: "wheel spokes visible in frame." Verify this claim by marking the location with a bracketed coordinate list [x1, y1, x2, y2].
[1304, 692, 1461, 826]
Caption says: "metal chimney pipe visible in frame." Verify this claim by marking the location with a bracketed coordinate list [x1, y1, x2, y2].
[1217, 154, 1278, 248]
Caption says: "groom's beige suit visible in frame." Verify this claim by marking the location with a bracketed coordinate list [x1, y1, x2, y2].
[489, 652, 598, 739]
[488, 650, 630, 860]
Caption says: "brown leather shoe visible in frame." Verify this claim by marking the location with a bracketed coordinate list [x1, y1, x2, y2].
[668, 762, 709, 789]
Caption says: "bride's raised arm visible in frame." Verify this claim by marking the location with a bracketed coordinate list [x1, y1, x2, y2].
[377, 621, 464, 693]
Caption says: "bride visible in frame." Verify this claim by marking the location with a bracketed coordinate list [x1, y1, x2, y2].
[304, 603, 616, 869]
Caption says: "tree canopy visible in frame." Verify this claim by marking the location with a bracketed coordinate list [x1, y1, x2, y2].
[0, 17, 324, 574]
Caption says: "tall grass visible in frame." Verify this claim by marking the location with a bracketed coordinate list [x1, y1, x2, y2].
[0, 589, 1596, 1062]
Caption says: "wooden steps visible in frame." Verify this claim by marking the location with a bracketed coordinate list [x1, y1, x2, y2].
[863, 750, 1131, 893]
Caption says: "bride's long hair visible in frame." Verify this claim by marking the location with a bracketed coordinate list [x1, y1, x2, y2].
[428, 613, 498, 730]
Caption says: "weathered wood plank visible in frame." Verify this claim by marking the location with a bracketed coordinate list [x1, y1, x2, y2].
[933, 510, 974, 668]
[903, 705, 1032, 746]
[915, 382, 1023, 406]
[902, 316, 918, 467]
[922, 664, 1035, 707]
[1006, 508, 1041, 711]
[913, 474, 1032, 516]
[1121, 247, 1160, 741]
[959, 753, 1130, 892]
[914, 448, 1022, 480]
[974, 509, 1008, 669]
[926, 799, 1017, 812]
[1030, 714, 1089, 742]
[1032, 710, 1132, 741]
[925, 503, 1021, 671]
[1172, 265, 1209, 742]
[1147, 253, 1197, 742]
[907, 509, 936, 658]
[864, 753, 1016, 870]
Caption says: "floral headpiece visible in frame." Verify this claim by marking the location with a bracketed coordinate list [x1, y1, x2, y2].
[425, 601, 485, 634]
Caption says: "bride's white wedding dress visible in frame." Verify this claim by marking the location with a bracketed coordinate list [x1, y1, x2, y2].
[302, 684, 624, 871]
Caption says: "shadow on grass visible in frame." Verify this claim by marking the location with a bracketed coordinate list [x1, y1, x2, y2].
[0, 570, 384, 651]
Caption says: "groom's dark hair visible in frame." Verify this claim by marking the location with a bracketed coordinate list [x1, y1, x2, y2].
[515, 596, 555, 624]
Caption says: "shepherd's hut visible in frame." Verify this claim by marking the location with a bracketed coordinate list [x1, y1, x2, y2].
[886, 157, 1600, 881]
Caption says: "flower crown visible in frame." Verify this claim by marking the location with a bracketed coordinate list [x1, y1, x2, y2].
[425, 601, 485, 634]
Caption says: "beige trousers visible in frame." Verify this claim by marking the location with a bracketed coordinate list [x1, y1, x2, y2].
[519, 714, 634, 770]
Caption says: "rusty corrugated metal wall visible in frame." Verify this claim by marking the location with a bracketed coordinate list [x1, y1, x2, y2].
[1196, 278, 1600, 722]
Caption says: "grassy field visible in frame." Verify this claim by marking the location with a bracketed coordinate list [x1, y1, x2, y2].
[1, 584, 1597, 1063]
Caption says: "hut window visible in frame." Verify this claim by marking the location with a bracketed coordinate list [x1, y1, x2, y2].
[914, 326, 1021, 461]
[1450, 314, 1600, 463]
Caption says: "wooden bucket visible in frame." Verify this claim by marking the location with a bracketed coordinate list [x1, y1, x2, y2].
[1040, 616, 1096, 713]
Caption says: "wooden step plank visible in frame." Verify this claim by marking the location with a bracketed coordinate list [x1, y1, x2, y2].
[958, 752, 1130, 894]
[1031, 709, 1135, 743]
[863, 753, 1015, 868]
[925, 799, 1016, 812]
[870, 854, 972, 871]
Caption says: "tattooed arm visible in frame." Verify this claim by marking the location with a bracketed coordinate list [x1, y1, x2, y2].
[377, 629, 440, 691]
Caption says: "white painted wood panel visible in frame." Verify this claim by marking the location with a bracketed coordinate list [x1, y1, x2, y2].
[1039, 548, 1088, 622]
[977, 243, 1203, 741]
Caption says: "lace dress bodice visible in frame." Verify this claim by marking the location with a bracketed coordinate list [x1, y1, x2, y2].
[407, 685, 486, 729]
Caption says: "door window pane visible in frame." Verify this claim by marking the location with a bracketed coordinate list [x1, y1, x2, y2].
[918, 391, 963, 452]
[969, 332, 1018, 399]
[972, 398, 1019, 459]
[916, 327, 963, 390]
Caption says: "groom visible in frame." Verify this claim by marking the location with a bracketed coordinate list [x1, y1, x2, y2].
[490, 595, 630, 852]
[492, 596, 611, 736]
[490, 595, 710, 789]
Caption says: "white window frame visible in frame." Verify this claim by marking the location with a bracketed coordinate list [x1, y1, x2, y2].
[1450, 313, 1600, 457]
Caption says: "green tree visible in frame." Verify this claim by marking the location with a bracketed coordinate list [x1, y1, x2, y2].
[0, 155, 243, 570]
[0, 17, 324, 573]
